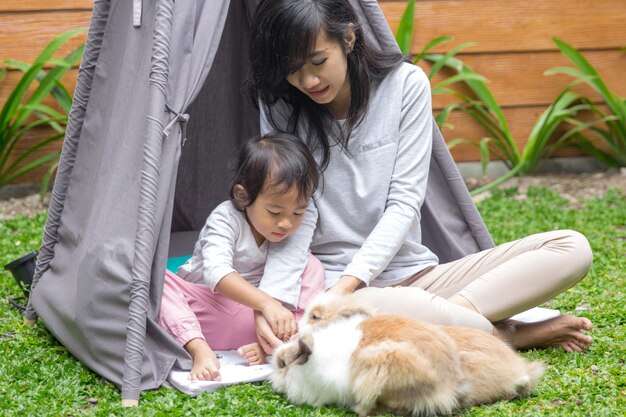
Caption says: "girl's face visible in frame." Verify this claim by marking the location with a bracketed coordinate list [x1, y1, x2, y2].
[286, 30, 355, 119]
[242, 184, 308, 246]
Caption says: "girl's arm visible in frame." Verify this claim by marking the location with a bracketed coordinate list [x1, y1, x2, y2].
[336, 66, 434, 289]
[215, 272, 296, 341]
[186, 203, 297, 342]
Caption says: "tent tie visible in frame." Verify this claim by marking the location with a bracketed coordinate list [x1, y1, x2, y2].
[164, 104, 190, 146]
[133, 0, 142, 28]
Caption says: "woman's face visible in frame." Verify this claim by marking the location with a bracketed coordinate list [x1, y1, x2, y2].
[286, 30, 355, 119]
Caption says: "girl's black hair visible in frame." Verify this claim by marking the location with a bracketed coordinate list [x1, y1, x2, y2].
[230, 132, 320, 210]
[249, 0, 405, 170]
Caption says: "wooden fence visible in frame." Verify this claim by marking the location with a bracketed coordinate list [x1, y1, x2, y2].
[1, 0, 625, 183]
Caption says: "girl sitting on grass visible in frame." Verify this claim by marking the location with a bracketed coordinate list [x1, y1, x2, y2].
[158, 132, 324, 381]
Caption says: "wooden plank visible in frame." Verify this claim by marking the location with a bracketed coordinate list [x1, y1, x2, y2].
[0, 11, 90, 66]
[0, 0, 92, 12]
[424, 50, 626, 110]
[442, 106, 613, 162]
[380, 0, 626, 53]
[0, 69, 79, 110]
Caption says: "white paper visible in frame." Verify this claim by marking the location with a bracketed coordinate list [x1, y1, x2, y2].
[167, 350, 274, 396]
[510, 307, 560, 323]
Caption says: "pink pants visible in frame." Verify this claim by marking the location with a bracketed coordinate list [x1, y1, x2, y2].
[158, 253, 324, 350]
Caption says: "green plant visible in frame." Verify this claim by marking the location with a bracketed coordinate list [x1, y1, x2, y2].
[545, 38, 626, 167]
[0, 29, 85, 191]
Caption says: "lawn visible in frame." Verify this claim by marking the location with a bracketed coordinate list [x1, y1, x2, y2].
[1, 186, 624, 416]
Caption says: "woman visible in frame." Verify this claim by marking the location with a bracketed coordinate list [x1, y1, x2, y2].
[249, 0, 593, 353]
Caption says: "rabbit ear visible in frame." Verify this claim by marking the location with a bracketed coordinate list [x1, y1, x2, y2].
[295, 334, 313, 365]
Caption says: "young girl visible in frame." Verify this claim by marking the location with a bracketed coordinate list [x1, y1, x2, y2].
[158, 132, 324, 381]
[249, 0, 593, 353]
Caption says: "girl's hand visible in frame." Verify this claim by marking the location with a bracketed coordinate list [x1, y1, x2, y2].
[254, 311, 283, 354]
[260, 300, 297, 341]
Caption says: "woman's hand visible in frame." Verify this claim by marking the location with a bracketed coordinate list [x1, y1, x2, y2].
[327, 275, 362, 295]
[260, 299, 297, 341]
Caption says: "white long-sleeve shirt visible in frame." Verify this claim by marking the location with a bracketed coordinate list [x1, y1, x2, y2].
[261, 63, 438, 289]
[178, 201, 310, 309]
[177, 201, 268, 290]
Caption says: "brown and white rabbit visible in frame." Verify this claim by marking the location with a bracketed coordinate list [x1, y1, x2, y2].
[272, 293, 468, 416]
[271, 293, 544, 417]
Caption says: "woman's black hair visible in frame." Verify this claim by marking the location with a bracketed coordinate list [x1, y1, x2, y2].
[249, 0, 405, 170]
[230, 132, 320, 210]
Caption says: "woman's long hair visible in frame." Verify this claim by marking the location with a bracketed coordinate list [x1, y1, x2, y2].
[249, 0, 405, 170]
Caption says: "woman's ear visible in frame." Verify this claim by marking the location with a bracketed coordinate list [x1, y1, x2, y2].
[344, 24, 356, 53]
[233, 184, 249, 210]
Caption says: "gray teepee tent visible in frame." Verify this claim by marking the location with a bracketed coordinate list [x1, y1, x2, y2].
[24, 0, 494, 403]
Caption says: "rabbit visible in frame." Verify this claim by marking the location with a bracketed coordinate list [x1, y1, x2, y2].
[273, 293, 468, 416]
[442, 325, 545, 406]
[271, 292, 544, 417]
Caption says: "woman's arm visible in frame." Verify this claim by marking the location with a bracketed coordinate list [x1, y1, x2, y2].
[337, 66, 434, 289]
[327, 275, 362, 295]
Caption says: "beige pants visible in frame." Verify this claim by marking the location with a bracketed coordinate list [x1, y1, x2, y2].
[352, 230, 593, 332]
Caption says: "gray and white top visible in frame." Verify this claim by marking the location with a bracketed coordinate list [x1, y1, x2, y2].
[261, 63, 439, 289]
[177, 201, 270, 292]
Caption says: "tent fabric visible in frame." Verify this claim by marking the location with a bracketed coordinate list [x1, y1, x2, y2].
[25, 0, 494, 401]
[25, 0, 110, 322]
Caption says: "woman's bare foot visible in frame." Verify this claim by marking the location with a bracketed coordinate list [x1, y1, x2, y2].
[238, 342, 267, 365]
[185, 338, 221, 381]
[495, 315, 593, 352]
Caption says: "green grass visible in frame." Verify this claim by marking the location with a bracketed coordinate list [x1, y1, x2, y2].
[1, 186, 624, 416]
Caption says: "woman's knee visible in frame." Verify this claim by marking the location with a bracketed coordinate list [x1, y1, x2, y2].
[556, 229, 593, 282]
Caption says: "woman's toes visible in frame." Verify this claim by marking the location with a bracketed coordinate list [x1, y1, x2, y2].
[580, 317, 593, 331]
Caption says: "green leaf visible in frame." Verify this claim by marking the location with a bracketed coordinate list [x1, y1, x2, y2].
[445, 138, 474, 149]
[1, 150, 61, 186]
[434, 72, 487, 89]
[395, 0, 415, 55]
[553, 37, 626, 124]
[414, 36, 453, 65]
[0, 62, 45, 134]
[0, 29, 84, 187]
[6, 45, 83, 142]
[479, 137, 490, 177]
[425, 43, 475, 79]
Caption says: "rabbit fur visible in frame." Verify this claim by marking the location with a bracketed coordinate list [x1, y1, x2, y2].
[271, 293, 544, 417]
